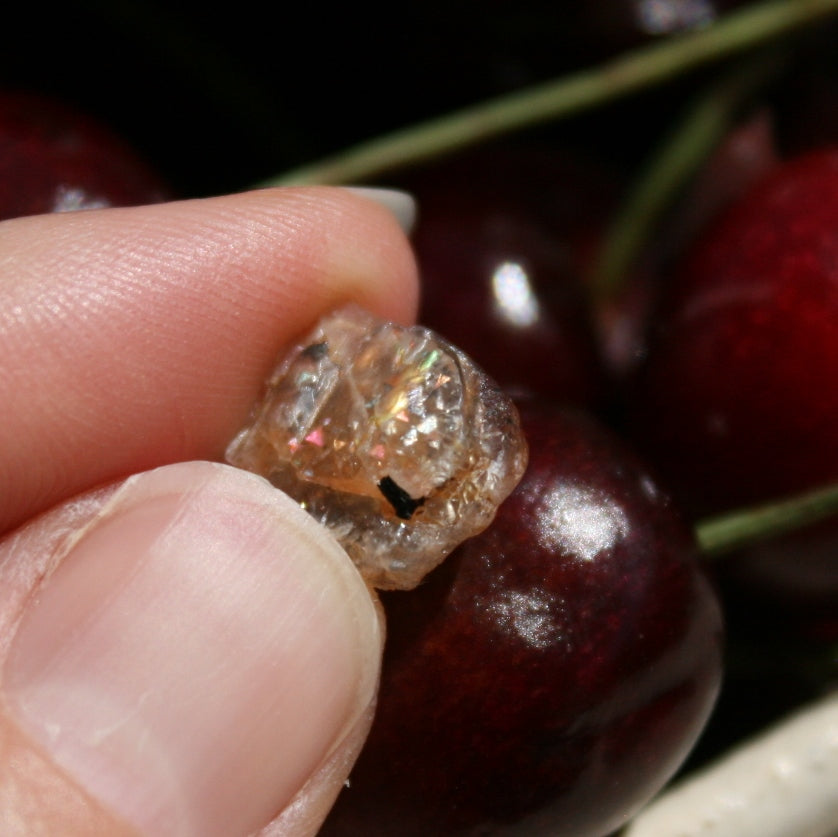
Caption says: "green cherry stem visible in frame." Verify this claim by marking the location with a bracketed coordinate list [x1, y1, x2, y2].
[696, 482, 838, 557]
[264, 0, 838, 187]
[590, 50, 785, 303]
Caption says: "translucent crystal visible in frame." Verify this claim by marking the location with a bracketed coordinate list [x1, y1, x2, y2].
[225, 306, 528, 589]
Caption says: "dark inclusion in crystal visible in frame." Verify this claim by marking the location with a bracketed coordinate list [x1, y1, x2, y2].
[301, 341, 329, 361]
[378, 476, 425, 520]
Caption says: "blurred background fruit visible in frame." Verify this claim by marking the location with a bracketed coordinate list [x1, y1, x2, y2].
[397, 144, 614, 405]
[0, 90, 170, 220]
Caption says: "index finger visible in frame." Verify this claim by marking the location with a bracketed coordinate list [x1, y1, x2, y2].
[0, 187, 419, 533]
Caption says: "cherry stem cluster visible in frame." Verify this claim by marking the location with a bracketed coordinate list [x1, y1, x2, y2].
[264, 0, 838, 188]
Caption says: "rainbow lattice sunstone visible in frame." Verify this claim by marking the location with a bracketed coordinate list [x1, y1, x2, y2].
[226, 306, 528, 589]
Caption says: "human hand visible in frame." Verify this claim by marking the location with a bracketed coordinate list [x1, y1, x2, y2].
[0, 188, 418, 835]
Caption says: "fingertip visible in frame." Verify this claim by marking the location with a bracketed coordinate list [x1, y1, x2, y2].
[241, 185, 420, 326]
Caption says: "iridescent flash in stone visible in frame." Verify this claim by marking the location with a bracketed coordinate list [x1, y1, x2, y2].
[225, 306, 528, 589]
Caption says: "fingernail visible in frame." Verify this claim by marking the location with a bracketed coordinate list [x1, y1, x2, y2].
[4, 461, 381, 837]
[344, 186, 417, 234]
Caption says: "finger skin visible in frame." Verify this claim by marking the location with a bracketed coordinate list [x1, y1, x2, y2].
[257, 660, 381, 837]
[0, 187, 419, 532]
[0, 483, 137, 835]
[0, 720, 134, 836]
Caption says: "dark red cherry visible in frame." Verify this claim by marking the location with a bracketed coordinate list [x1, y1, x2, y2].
[0, 90, 170, 221]
[321, 403, 723, 837]
[403, 146, 612, 404]
[630, 147, 838, 516]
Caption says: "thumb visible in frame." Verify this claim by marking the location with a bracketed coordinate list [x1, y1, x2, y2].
[0, 461, 382, 836]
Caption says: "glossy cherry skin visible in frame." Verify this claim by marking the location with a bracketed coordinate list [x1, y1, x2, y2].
[0, 90, 170, 221]
[321, 403, 723, 837]
[403, 146, 611, 405]
[630, 148, 838, 515]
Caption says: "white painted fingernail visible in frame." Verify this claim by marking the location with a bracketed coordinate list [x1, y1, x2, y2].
[344, 186, 417, 234]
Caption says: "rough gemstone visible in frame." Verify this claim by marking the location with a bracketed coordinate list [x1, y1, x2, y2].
[225, 306, 529, 589]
